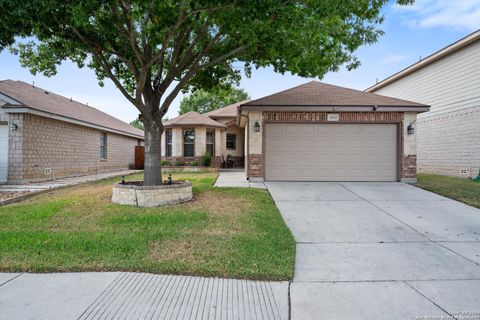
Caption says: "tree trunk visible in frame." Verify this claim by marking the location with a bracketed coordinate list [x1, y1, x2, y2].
[143, 119, 163, 186]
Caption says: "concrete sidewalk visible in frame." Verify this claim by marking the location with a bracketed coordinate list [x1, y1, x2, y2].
[214, 170, 266, 189]
[0, 272, 289, 320]
[0, 169, 141, 205]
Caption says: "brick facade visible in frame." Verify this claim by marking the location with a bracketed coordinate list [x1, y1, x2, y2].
[402, 155, 417, 179]
[162, 156, 205, 166]
[8, 113, 140, 184]
[246, 111, 417, 182]
[247, 154, 263, 178]
[161, 155, 243, 169]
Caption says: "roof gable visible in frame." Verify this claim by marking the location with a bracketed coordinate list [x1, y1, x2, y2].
[0, 80, 144, 138]
[163, 111, 225, 128]
[205, 99, 250, 118]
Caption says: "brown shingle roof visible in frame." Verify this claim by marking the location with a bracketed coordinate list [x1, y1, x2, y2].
[205, 99, 251, 118]
[0, 80, 144, 138]
[163, 111, 225, 128]
[242, 81, 428, 107]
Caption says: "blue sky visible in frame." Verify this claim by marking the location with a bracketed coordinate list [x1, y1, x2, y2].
[1, 0, 479, 123]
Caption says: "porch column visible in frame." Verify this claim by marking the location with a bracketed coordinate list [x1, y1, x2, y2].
[160, 130, 166, 157]
[195, 127, 206, 157]
[213, 128, 223, 168]
[214, 128, 222, 157]
[172, 127, 183, 157]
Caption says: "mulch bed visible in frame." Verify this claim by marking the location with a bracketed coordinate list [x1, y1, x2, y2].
[0, 190, 33, 202]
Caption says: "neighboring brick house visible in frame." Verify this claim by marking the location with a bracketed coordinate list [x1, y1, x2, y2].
[162, 81, 428, 182]
[366, 29, 480, 178]
[0, 80, 144, 184]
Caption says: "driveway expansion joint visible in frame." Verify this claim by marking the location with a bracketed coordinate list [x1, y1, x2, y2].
[0, 273, 23, 287]
[403, 281, 455, 319]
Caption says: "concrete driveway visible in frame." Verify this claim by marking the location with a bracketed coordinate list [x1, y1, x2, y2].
[266, 182, 480, 320]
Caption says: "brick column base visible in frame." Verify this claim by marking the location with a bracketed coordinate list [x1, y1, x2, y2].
[212, 156, 222, 168]
[247, 154, 263, 179]
[401, 154, 417, 183]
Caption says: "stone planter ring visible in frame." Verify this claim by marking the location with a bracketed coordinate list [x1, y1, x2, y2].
[112, 181, 193, 207]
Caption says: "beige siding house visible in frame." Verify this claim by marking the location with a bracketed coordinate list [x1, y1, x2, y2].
[163, 81, 429, 182]
[0, 80, 144, 184]
[366, 30, 480, 178]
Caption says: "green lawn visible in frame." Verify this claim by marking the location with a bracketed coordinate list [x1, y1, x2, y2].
[416, 174, 480, 208]
[0, 171, 295, 280]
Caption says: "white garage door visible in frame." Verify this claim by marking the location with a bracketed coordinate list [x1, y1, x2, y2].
[0, 124, 8, 183]
[265, 123, 397, 181]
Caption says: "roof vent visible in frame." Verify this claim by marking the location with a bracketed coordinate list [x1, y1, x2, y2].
[44, 91, 49, 95]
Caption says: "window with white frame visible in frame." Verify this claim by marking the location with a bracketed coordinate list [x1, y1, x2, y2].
[100, 132, 107, 160]
[226, 133, 236, 150]
[206, 130, 215, 156]
[183, 129, 195, 157]
[165, 130, 172, 157]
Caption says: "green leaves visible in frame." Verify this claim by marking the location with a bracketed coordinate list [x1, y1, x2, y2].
[0, 0, 413, 116]
[179, 86, 249, 115]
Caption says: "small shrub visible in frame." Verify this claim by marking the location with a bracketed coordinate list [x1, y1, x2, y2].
[191, 161, 199, 167]
[161, 160, 171, 166]
[175, 161, 185, 167]
[202, 152, 212, 166]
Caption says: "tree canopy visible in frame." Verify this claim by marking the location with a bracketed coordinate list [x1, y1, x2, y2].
[129, 118, 144, 130]
[179, 87, 249, 115]
[0, 0, 413, 185]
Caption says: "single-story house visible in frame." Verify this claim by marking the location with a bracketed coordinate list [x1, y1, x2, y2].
[0, 80, 144, 184]
[161, 100, 249, 168]
[366, 29, 480, 178]
[162, 81, 429, 182]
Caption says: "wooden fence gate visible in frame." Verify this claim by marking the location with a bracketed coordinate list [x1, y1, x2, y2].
[135, 145, 144, 170]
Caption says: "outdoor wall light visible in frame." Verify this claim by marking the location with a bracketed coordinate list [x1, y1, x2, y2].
[407, 123, 415, 135]
[254, 121, 260, 132]
[10, 123, 18, 131]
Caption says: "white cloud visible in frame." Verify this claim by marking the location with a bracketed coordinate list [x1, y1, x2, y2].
[395, 0, 480, 31]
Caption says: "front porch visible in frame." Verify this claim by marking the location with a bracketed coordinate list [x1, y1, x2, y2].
[160, 122, 245, 169]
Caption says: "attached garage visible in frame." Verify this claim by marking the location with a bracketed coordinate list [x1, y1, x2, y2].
[0, 124, 8, 183]
[238, 81, 430, 183]
[265, 123, 398, 181]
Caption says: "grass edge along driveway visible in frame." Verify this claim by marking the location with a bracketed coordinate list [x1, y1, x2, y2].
[0, 171, 295, 281]
[416, 173, 480, 208]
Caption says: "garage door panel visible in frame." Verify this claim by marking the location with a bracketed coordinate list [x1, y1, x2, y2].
[300, 125, 314, 134]
[316, 126, 332, 134]
[301, 139, 315, 148]
[265, 123, 397, 181]
[266, 124, 284, 136]
[317, 140, 331, 148]
[285, 138, 299, 149]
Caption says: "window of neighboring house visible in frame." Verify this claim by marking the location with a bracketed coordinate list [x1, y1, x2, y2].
[165, 130, 172, 157]
[183, 129, 195, 157]
[206, 130, 215, 156]
[226, 133, 236, 150]
[100, 132, 107, 160]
